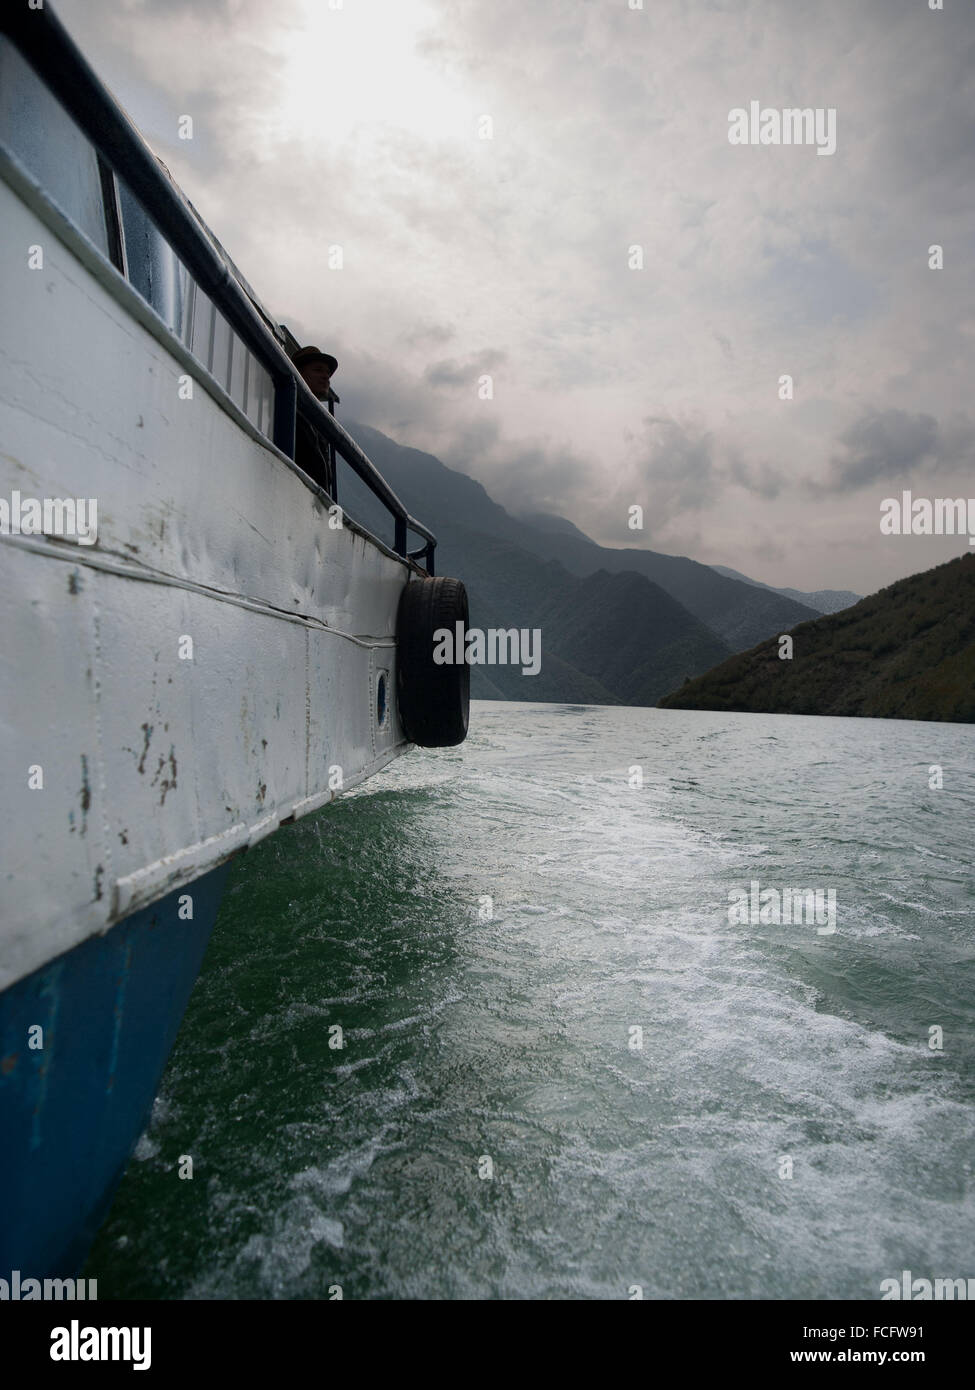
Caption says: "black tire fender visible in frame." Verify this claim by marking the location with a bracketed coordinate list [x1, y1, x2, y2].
[396, 576, 470, 747]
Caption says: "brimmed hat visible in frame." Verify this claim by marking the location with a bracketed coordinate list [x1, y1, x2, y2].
[292, 345, 338, 374]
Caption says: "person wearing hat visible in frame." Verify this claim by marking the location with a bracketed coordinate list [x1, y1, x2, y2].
[291, 346, 339, 495]
[293, 345, 339, 405]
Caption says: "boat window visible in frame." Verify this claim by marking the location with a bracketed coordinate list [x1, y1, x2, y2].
[210, 307, 234, 394]
[228, 333, 247, 411]
[0, 37, 111, 258]
[116, 176, 188, 334]
[188, 281, 216, 365]
[246, 353, 274, 436]
[116, 177, 274, 436]
[0, 35, 275, 445]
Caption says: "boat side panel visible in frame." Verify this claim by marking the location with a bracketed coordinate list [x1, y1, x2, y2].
[0, 541, 403, 988]
[0, 176, 411, 990]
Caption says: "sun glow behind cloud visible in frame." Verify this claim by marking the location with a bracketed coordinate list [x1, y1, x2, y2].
[262, 0, 473, 156]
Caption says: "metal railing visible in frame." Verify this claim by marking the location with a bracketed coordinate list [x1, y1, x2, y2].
[1, 6, 436, 573]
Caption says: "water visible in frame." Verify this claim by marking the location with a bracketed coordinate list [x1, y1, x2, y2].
[85, 703, 975, 1299]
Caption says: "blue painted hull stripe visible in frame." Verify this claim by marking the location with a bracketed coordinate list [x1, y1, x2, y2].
[0, 861, 231, 1276]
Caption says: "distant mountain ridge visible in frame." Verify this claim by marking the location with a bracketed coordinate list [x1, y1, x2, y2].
[710, 564, 861, 615]
[345, 426, 819, 630]
[336, 423, 845, 706]
[659, 553, 975, 723]
[517, 511, 595, 542]
[405, 521, 731, 705]
[522, 518, 862, 617]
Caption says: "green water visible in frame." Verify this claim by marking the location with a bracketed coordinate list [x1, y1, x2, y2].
[85, 703, 975, 1299]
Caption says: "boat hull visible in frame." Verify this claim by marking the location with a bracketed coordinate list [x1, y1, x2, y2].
[0, 70, 415, 1275]
[0, 862, 231, 1277]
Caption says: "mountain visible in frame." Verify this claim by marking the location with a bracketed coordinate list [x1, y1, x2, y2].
[517, 511, 594, 542]
[658, 553, 975, 723]
[342, 425, 820, 652]
[337, 430, 732, 705]
[428, 523, 624, 705]
[409, 521, 730, 706]
[710, 564, 861, 615]
[536, 568, 729, 705]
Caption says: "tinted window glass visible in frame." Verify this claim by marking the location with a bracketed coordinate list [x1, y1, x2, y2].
[117, 177, 187, 333]
[229, 334, 247, 409]
[0, 38, 110, 256]
[210, 308, 233, 392]
[189, 284, 215, 366]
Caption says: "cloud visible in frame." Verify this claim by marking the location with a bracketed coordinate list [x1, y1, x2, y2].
[725, 450, 784, 501]
[424, 349, 507, 390]
[819, 409, 970, 493]
[632, 416, 716, 519]
[52, 0, 975, 594]
[464, 438, 592, 519]
[399, 321, 457, 349]
[326, 349, 443, 439]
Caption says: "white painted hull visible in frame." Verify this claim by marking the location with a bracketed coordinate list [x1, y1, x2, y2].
[0, 169, 411, 993]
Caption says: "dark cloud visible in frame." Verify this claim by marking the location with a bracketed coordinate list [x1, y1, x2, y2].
[823, 410, 940, 493]
[326, 350, 443, 439]
[400, 321, 457, 349]
[424, 350, 507, 390]
[725, 451, 783, 501]
[465, 439, 595, 520]
[714, 332, 734, 361]
[621, 418, 715, 545]
[442, 416, 502, 461]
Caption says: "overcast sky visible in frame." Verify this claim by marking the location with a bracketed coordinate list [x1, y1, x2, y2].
[57, 0, 974, 594]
